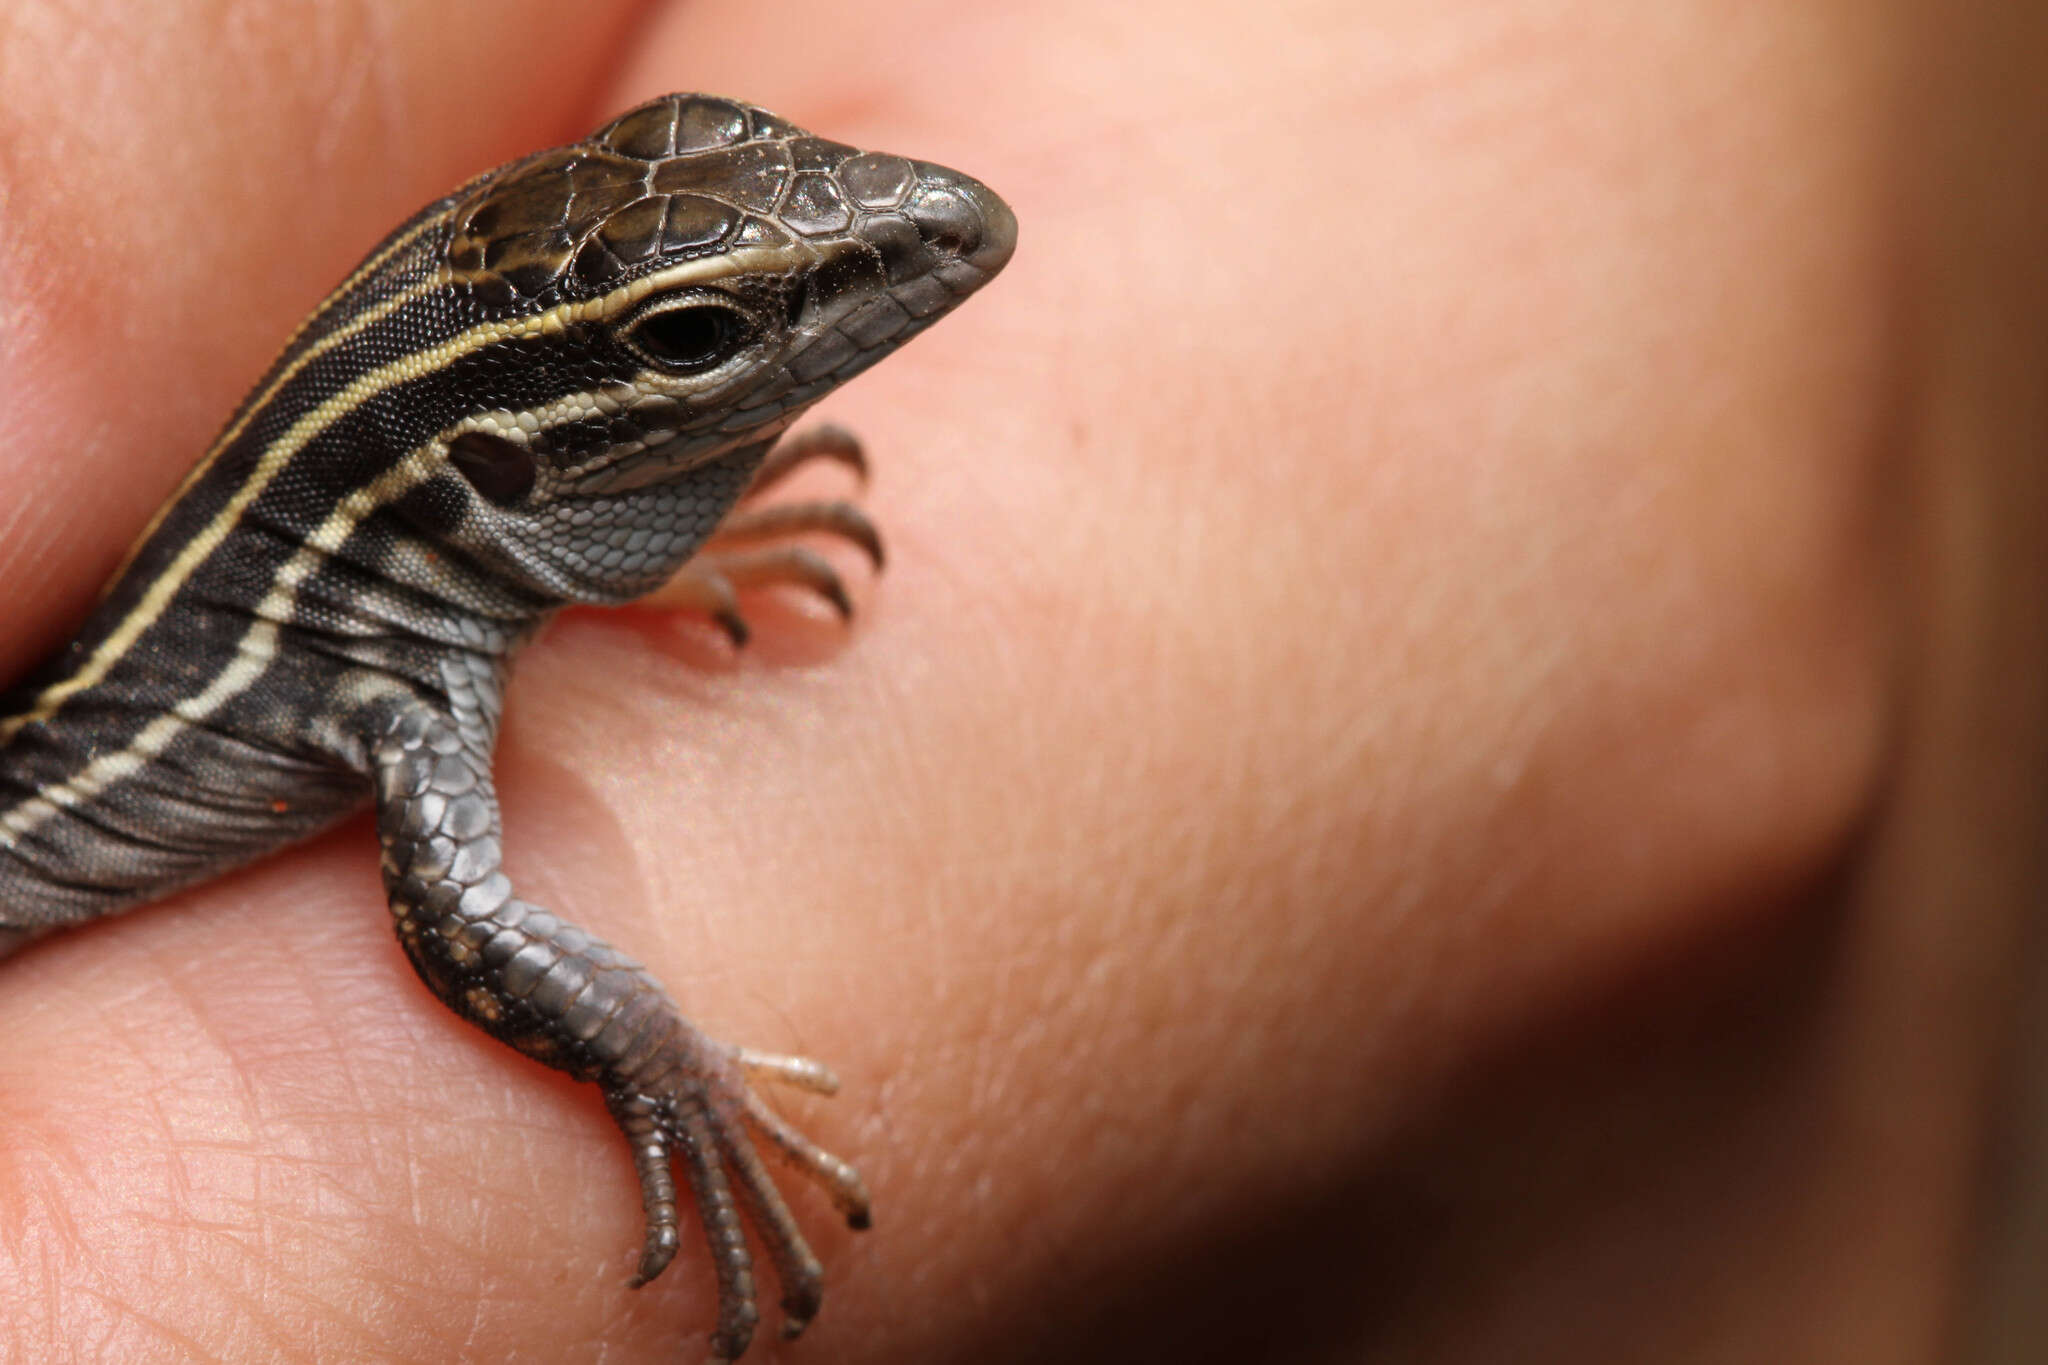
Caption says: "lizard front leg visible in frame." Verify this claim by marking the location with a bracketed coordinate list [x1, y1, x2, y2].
[368, 692, 870, 1363]
[644, 425, 884, 645]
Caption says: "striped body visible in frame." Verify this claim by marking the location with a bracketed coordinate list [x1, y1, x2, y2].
[0, 195, 527, 921]
[0, 94, 1014, 1360]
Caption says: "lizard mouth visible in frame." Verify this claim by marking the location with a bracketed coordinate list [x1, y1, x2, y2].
[559, 418, 791, 498]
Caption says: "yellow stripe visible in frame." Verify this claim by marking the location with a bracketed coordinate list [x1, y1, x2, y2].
[0, 454, 445, 846]
[275, 208, 451, 355]
[99, 224, 451, 591]
[0, 247, 791, 750]
[0, 302, 507, 746]
[0, 372, 693, 847]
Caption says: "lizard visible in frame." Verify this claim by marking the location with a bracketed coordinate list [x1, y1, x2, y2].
[0, 92, 1014, 1362]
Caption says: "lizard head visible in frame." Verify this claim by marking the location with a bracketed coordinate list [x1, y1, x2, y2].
[394, 93, 1013, 603]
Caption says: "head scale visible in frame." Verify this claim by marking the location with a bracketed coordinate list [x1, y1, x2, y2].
[406, 93, 1013, 604]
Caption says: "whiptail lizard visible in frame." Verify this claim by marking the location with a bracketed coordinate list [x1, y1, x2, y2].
[0, 93, 1014, 1361]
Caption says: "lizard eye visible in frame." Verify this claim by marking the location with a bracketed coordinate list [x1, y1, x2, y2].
[630, 303, 754, 373]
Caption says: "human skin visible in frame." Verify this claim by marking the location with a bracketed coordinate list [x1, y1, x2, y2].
[2, 1, 2042, 1362]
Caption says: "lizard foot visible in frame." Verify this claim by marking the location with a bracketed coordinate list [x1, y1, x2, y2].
[604, 1038, 871, 1363]
[644, 424, 883, 646]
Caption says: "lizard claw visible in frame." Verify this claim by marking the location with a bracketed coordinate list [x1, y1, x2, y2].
[604, 1032, 864, 1361]
[641, 424, 884, 640]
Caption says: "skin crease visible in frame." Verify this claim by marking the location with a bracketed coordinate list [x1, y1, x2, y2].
[0, 1, 2041, 1362]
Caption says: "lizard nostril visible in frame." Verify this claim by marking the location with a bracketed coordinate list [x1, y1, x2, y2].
[907, 185, 982, 257]
[903, 168, 1016, 276]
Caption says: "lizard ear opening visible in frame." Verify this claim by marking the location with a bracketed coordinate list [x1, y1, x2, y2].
[448, 431, 537, 506]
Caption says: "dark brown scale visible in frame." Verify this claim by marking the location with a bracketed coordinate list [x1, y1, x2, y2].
[839, 153, 916, 209]
[782, 174, 853, 236]
[596, 196, 667, 261]
[448, 95, 834, 306]
[653, 142, 792, 211]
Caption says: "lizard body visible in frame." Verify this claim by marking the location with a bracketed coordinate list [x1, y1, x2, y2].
[0, 93, 1014, 1361]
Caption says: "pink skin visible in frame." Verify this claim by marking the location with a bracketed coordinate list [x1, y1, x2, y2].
[1, 2, 2037, 1362]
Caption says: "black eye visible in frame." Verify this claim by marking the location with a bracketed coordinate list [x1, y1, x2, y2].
[448, 430, 536, 505]
[630, 304, 752, 371]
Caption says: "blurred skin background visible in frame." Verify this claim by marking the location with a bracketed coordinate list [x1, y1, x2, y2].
[0, 2, 2043, 1362]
